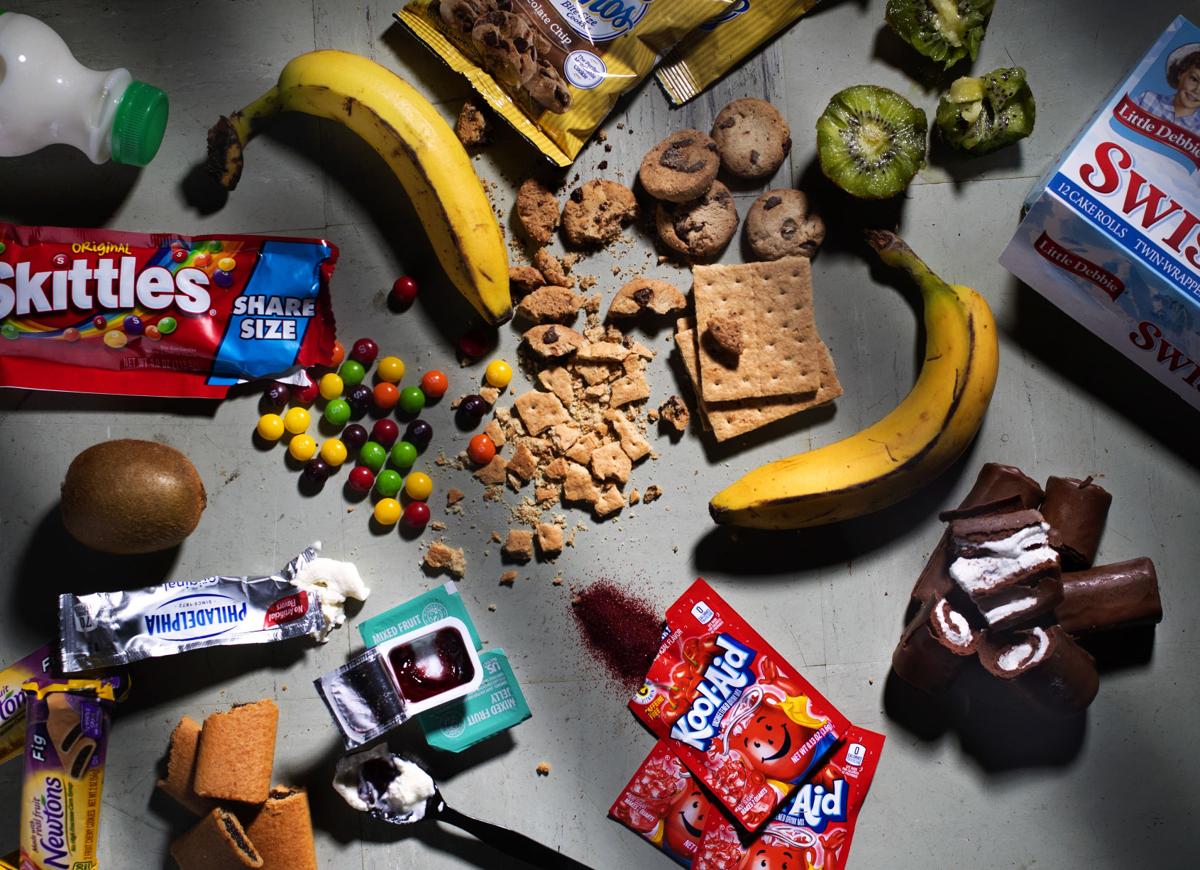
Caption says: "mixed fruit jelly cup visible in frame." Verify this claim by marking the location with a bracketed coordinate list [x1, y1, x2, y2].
[377, 617, 482, 716]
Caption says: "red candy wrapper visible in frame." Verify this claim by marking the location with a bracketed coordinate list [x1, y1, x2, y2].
[695, 727, 885, 870]
[609, 740, 716, 867]
[0, 223, 337, 398]
[630, 580, 850, 832]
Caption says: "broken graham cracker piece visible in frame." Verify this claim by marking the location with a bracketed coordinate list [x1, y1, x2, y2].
[535, 484, 560, 506]
[483, 419, 506, 449]
[693, 256, 821, 402]
[538, 366, 575, 405]
[474, 455, 508, 485]
[607, 277, 688, 320]
[591, 441, 633, 484]
[611, 372, 650, 406]
[563, 461, 601, 505]
[245, 786, 318, 870]
[499, 570, 518, 586]
[544, 457, 569, 481]
[157, 716, 217, 816]
[193, 699, 279, 804]
[514, 390, 570, 434]
[677, 326, 842, 442]
[593, 484, 625, 518]
[604, 410, 651, 461]
[424, 541, 466, 578]
[502, 529, 535, 562]
[508, 443, 538, 483]
[536, 522, 564, 556]
[566, 431, 601, 464]
[575, 340, 628, 363]
[170, 807, 263, 870]
[524, 324, 584, 359]
[515, 285, 583, 324]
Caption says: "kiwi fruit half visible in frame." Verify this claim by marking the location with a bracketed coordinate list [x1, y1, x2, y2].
[816, 85, 928, 199]
[936, 67, 1036, 153]
[885, 0, 995, 69]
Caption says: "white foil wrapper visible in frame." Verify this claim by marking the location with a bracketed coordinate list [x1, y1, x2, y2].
[58, 547, 328, 672]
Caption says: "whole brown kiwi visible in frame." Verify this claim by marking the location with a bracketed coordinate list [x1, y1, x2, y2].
[60, 439, 207, 554]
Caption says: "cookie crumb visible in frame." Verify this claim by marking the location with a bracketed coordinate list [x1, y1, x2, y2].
[536, 762, 552, 777]
[454, 98, 491, 147]
[643, 485, 663, 504]
[447, 488, 465, 507]
[424, 541, 466, 578]
[499, 570, 518, 587]
[502, 529, 535, 562]
[658, 396, 690, 433]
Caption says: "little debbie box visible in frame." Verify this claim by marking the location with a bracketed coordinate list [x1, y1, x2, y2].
[1000, 15, 1200, 410]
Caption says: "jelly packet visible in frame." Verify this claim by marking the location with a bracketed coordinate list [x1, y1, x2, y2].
[20, 674, 123, 870]
[1, 645, 53, 766]
[0, 223, 337, 398]
[695, 727, 885, 869]
[630, 579, 850, 832]
[358, 583, 531, 752]
[655, 0, 821, 105]
[59, 546, 328, 671]
[396, 0, 734, 166]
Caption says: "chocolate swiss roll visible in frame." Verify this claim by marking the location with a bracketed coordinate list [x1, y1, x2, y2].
[979, 625, 1099, 714]
[910, 463, 1045, 605]
[972, 573, 1064, 632]
[1057, 557, 1162, 635]
[892, 597, 983, 693]
[1041, 476, 1112, 569]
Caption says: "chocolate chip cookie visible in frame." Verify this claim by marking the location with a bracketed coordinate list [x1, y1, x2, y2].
[516, 178, 560, 245]
[561, 179, 638, 247]
[655, 181, 739, 259]
[526, 59, 572, 114]
[638, 130, 721, 203]
[711, 98, 792, 180]
[471, 10, 537, 88]
[745, 189, 825, 260]
[438, 0, 499, 35]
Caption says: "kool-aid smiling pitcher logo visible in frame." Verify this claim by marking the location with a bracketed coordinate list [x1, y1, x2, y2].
[781, 780, 847, 832]
[558, 0, 652, 41]
[670, 634, 756, 751]
[144, 592, 249, 642]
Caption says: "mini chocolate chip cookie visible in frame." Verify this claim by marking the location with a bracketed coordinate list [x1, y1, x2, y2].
[516, 178, 560, 245]
[527, 59, 572, 114]
[561, 179, 638, 247]
[638, 130, 721, 203]
[471, 11, 538, 88]
[655, 181, 739, 260]
[438, 0, 499, 35]
[607, 278, 687, 319]
[745, 189, 826, 260]
[711, 98, 792, 180]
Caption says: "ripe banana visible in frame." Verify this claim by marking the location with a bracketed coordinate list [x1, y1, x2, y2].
[207, 50, 511, 325]
[709, 230, 999, 529]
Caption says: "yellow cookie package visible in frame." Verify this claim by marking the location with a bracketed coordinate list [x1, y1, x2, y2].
[657, 0, 822, 105]
[396, 0, 733, 165]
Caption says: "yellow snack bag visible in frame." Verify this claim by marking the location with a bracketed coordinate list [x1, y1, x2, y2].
[397, 0, 734, 166]
[656, 0, 822, 105]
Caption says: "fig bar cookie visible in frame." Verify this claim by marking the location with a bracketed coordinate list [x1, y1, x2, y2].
[692, 256, 822, 402]
[193, 699, 279, 804]
[655, 181, 738, 260]
[638, 129, 721, 203]
[561, 179, 638, 247]
[745, 189, 826, 260]
[515, 178, 560, 245]
[711, 98, 792, 180]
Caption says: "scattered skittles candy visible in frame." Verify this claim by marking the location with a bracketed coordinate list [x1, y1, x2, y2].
[264, 382, 290, 408]
[359, 441, 387, 472]
[338, 360, 365, 387]
[404, 419, 433, 451]
[324, 398, 352, 426]
[420, 370, 449, 399]
[485, 359, 513, 389]
[320, 438, 348, 467]
[390, 276, 419, 307]
[373, 382, 400, 411]
[456, 394, 487, 428]
[398, 386, 426, 416]
[346, 385, 372, 415]
[288, 434, 318, 462]
[371, 419, 399, 448]
[374, 498, 403, 525]
[330, 340, 346, 366]
[456, 328, 494, 360]
[350, 338, 379, 366]
[292, 378, 320, 405]
[348, 465, 375, 492]
[405, 471, 433, 501]
[403, 500, 431, 529]
[389, 440, 417, 469]
[319, 373, 344, 401]
[375, 469, 403, 498]
[377, 356, 405, 383]
[256, 414, 285, 441]
[303, 458, 332, 482]
[341, 424, 369, 451]
[283, 407, 311, 435]
[467, 433, 496, 465]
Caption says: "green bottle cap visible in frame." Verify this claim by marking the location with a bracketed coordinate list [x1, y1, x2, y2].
[110, 80, 169, 166]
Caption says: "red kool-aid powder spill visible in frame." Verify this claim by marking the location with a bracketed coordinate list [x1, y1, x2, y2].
[571, 581, 663, 691]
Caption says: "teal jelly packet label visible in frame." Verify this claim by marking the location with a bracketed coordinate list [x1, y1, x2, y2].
[358, 581, 482, 651]
[418, 649, 531, 753]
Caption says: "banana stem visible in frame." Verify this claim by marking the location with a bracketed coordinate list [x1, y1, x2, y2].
[864, 229, 955, 297]
[206, 86, 283, 191]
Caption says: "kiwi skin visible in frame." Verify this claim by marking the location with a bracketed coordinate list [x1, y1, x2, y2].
[60, 439, 207, 555]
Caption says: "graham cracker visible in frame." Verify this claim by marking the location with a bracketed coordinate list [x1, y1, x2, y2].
[676, 326, 842, 442]
[157, 715, 217, 816]
[692, 257, 820, 402]
[245, 786, 318, 870]
[170, 807, 263, 869]
[194, 699, 278, 805]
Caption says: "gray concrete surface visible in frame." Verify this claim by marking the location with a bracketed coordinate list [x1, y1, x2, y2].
[1, 1, 1197, 867]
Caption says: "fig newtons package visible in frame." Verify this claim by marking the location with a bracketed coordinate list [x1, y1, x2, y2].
[397, 0, 734, 166]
